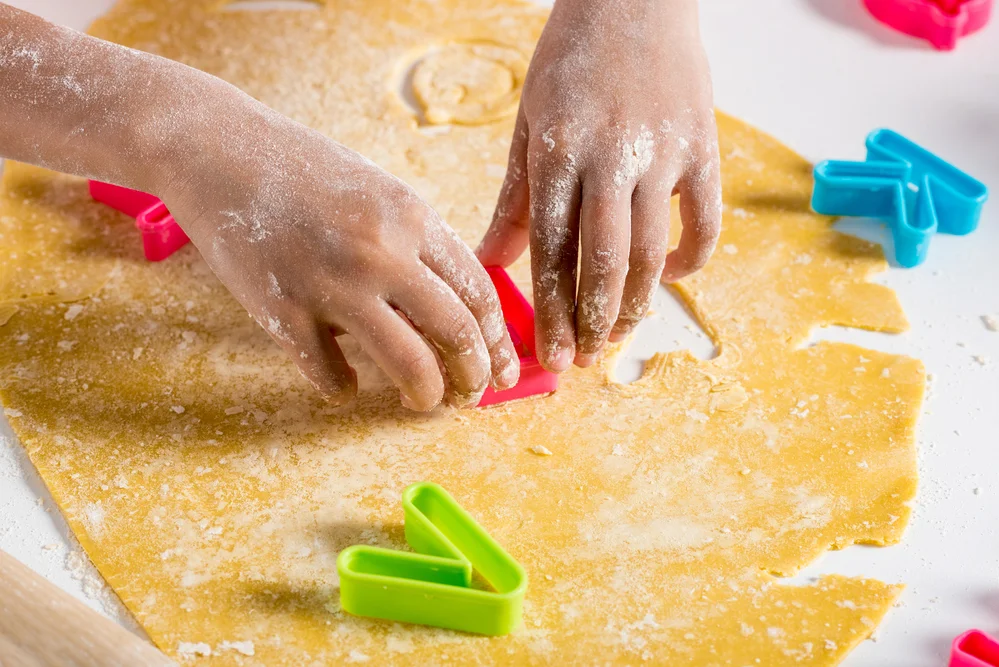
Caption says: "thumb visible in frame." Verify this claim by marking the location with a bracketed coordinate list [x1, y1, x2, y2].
[663, 149, 722, 283]
[477, 105, 531, 267]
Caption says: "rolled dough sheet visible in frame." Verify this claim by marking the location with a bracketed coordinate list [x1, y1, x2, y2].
[0, 0, 923, 664]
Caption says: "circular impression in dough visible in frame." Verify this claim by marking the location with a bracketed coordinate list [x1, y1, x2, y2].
[409, 40, 527, 126]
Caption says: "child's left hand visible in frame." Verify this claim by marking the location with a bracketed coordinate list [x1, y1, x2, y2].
[477, 0, 722, 372]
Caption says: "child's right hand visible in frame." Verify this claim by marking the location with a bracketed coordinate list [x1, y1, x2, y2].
[161, 106, 520, 411]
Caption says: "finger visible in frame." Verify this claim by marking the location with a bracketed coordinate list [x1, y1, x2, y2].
[528, 136, 582, 373]
[348, 302, 445, 412]
[477, 104, 531, 267]
[609, 175, 672, 342]
[422, 226, 520, 393]
[257, 310, 357, 405]
[662, 149, 722, 283]
[390, 265, 494, 408]
[574, 175, 631, 367]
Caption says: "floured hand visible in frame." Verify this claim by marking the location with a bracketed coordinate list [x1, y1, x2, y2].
[0, 4, 518, 411]
[477, 0, 722, 371]
[162, 107, 520, 410]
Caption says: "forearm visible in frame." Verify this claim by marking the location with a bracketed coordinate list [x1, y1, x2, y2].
[0, 3, 246, 195]
[553, 0, 699, 21]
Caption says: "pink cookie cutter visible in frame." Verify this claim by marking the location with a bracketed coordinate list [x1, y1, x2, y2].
[88, 181, 190, 261]
[86, 185, 555, 403]
[477, 266, 557, 407]
[951, 630, 999, 667]
[863, 0, 993, 50]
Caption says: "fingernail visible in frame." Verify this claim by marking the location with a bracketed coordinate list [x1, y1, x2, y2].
[550, 348, 572, 373]
[608, 330, 629, 343]
[497, 358, 520, 389]
[574, 352, 598, 368]
[400, 392, 419, 411]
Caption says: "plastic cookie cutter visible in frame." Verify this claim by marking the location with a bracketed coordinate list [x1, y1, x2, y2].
[88, 181, 190, 261]
[336, 481, 527, 636]
[477, 266, 558, 407]
[863, 0, 993, 50]
[811, 128, 988, 268]
[951, 630, 999, 667]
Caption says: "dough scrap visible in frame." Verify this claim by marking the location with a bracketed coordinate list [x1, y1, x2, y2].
[0, 0, 922, 665]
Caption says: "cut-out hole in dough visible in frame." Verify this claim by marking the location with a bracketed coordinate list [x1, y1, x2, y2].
[781, 544, 892, 589]
[397, 41, 526, 127]
[613, 285, 719, 384]
[799, 324, 905, 356]
[222, 0, 322, 12]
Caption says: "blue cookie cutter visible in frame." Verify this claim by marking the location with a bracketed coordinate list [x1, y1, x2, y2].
[811, 129, 988, 267]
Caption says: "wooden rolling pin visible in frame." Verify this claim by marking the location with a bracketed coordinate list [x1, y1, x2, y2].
[0, 550, 173, 667]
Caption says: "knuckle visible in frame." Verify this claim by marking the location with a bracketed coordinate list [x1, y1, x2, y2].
[537, 122, 574, 148]
[478, 300, 508, 349]
[406, 200, 440, 228]
[531, 125, 580, 170]
[362, 197, 435, 246]
[587, 245, 626, 281]
[577, 296, 614, 340]
[354, 216, 399, 256]
[691, 133, 721, 168]
[617, 289, 655, 324]
[630, 244, 666, 274]
[530, 221, 574, 264]
[442, 311, 478, 349]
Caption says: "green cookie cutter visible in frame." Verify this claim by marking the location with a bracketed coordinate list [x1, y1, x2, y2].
[336, 482, 527, 636]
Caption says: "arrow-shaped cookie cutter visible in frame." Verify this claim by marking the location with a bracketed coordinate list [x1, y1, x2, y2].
[88, 181, 190, 261]
[478, 266, 558, 407]
[811, 128, 988, 267]
[951, 630, 999, 667]
[336, 482, 527, 635]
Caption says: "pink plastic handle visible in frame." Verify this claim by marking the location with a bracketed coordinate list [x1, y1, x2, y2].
[863, 0, 993, 50]
[478, 267, 558, 407]
[951, 630, 999, 667]
[88, 180, 159, 218]
[136, 202, 190, 262]
[88, 180, 190, 262]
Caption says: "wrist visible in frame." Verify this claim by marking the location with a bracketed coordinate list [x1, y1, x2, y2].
[550, 0, 701, 44]
[121, 64, 252, 198]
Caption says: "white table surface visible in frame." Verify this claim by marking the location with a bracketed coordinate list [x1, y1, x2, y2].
[2, 1, 998, 664]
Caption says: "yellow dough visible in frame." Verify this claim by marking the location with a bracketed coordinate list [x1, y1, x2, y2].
[0, 0, 923, 664]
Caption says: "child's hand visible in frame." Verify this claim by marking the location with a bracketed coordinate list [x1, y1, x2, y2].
[163, 110, 520, 410]
[0, 5, 518, 410]
[477, 0, 722, 372]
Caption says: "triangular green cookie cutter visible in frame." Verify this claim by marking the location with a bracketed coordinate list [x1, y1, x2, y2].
[336, 482, 527, 636]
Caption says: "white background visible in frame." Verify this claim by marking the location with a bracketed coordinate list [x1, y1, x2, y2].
[1, 1, 998, 664]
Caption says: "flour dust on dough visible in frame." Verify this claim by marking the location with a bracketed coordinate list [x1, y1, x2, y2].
[0, 0, 922, 665]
